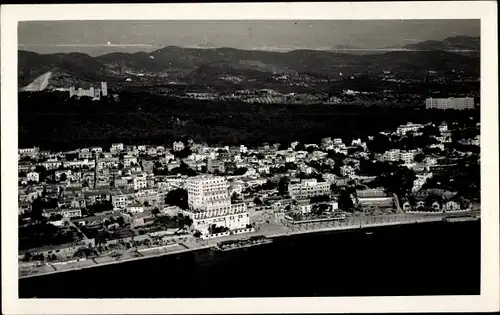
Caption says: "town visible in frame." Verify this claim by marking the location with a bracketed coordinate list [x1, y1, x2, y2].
[18, 111, 480, 277]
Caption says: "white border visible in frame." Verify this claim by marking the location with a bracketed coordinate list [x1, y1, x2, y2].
[1, 2, 499, 314]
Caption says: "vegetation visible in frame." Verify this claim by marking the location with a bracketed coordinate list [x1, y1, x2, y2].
[18, 92, 479, 151]
[164, 188, 189, 209]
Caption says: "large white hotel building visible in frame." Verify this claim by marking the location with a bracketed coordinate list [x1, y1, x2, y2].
[183, 175, 249, 235]
[425, 97, 475, 110]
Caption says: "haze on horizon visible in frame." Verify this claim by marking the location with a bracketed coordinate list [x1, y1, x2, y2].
[18, 20, 480, 56]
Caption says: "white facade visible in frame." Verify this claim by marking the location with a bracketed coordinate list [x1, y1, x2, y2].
[187, 175, 230, 210]
[112, 194, 128, 209]
[173, 141, 185, 152]
[288, 179, 330, 199]
[184, 205, 249, 235]
[111, 143, 124, 153]
[340, 165, 355, 177]
[425, 97, 475, 110]
[133, 174, 147, 190]
[186, 175, 249, 235]
[27, 171, 39, 183]
[400, 150, 416, 164]
[124, 155, 138, 167]
[397, 122, 424, 136]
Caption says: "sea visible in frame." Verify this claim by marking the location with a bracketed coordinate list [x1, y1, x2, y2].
[19, 221, 480, 298]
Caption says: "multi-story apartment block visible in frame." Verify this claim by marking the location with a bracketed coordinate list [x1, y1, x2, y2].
[288, 179, 330, 200]
[184, 175, 249, 235]
[133, 174, 148, 190]
[400, 150, 417, 164]
[111, 193, 128, 209]
[425, 97, 475, 110]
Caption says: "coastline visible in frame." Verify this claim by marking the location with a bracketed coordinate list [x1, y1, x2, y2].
[19, 214, 479, 280]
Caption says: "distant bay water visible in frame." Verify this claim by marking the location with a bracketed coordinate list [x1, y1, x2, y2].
[19, 221, 480, 298]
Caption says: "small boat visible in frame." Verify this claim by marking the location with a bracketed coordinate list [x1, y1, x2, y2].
[365, 232, 373, 235]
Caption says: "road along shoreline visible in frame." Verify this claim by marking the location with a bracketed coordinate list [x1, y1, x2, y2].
[19, 214, 479, 280]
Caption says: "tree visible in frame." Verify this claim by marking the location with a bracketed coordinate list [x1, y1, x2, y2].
[338, 189, 354, 211]
[306, 146, 316, 154]
[414, 153, 425, 163]
[278, 177, 289, 196]
[253, 197, 263, 206]
[367, 134, 392, 154]
[231, 192, 239, 203]
[164, 188, 189, 209]
[294, 143, 305, 151]
[59, 173, 67, 182]
[152, 208, 160, 215]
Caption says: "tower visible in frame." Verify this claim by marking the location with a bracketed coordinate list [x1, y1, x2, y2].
[101, 82, 108, 97]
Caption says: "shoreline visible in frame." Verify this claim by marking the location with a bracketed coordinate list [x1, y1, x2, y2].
[19, 215, 479, 280]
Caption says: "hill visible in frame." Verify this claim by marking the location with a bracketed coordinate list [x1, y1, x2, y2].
[18, 36, 480, 90]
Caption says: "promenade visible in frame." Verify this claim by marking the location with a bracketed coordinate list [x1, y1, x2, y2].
[19, 211, 479, 279]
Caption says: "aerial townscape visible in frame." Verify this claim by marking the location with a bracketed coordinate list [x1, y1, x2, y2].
[18, 106, 480, 277]
[15, 20, 482, 299]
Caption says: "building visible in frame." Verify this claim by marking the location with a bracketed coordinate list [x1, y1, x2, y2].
[26, 171, 39, 183]
[110, 143, 123, 154]
[111, 194, 128, 210]
[18, 147, 40, 158]
[187, 175, 230, 210]
[133, 174, 147, 190]
[340, 165, 355, 177]
[101, 81, 108, 97]
[400, 150, 417, 164]
[425, 97, 475, 110]
[184, 175, 249, 235]
[396, 122, 424, 136]
[288, 179, 330, 200]
[172, 141, 185, 152]
[207, 159, 225, 174]
[69, 84, 104, 101]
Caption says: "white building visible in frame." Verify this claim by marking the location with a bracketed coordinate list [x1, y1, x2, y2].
[111, 143, 124, 153]
[173, 141, 185, 152]
[26, 171, 39, 183]
[396, 122, 424, 136]
[112, 194, 128, 209]
[90, 147, 103, 153]
[425, 97, 475, 110]
[439, 123, 448, 133]
[184, 175, 249, 235]
[127, 203, 145, 214]
[288, 179, 330, 200]
[123, 155, 138, 167]
[133, 174, 147, 190]
[18, 147, 39, 158]
[400, 150, 417, 164]
[340, 165, 355, 177]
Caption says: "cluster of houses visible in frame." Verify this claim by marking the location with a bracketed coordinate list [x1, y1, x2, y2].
[18, 118, 478, 263]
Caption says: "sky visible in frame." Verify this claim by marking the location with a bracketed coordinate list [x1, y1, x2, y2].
[18, 20, 480, 56]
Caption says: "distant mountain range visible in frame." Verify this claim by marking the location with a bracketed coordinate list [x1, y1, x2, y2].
[18, 36, 480, 91]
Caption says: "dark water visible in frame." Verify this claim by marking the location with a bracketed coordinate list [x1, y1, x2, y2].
[19, 221, 480, 298]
